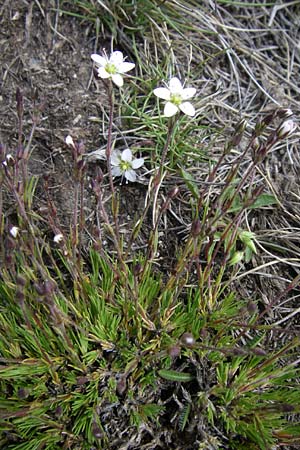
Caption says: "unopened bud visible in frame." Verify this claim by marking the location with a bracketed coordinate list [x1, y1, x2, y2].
[133, 263, 143, 277]
[116, 375, 127, 396]
[278, 108, 293, 119]
[280, 403, 295, 413]
[168, 186, 180, 199]
[261, 112, 275, 127]
[0, 144, 5, 159]
[168, 345, 181, 358]
[43, 279, 56, 295]
[191, 219, 201, 237]
[92, 422, 102, 439]
[53, 233, 63, 244]
[277, 120, 297, 139]
[17, 388, 29, 399]
[16, 275, 26, 287]
[251, 137, 260, 152]
[34, 283, 45, 296]
[65, 135, 75, 147]
[9, 226, 19, 238]
[247, 300, 257, 314]
[16, 87, 23, 119]
[229, 119, 248, 147]
[252, 347, 267, 357]
[3, 153, 15, 167]
[16, 290, 25, 303]
[96, 168, 104, 183]
[231, 347, 247, 356]
[16, 146, 25, 160]
[180, 332, 195, 347]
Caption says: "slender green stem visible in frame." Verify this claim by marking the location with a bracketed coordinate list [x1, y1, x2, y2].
[106, 81, 115, 195]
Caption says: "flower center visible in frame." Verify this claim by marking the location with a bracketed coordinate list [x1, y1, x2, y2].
[170, 93, 182, 105]
[120, 160, 132, 171]
[105, 63, 117, 74]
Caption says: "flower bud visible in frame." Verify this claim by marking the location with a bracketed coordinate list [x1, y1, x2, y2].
[16, 275, 26, 287]
[191, 219, 201, 237]
[278, 108, 293, 119]
[168, 345, 181, 358]
[168, 186, 180, 199]
[43, 279, 56, 295]
[17, 388, 29, 399]
[65, 135, 75, 147]
[277, 120, 297, 139]
[92, 422, 102, 439]
[34, 283, 45, 296]
[16, 87, 23, 119]
[53, 233, 63, 244]
[9, 226, 19, 238]
[252, 347, 267, 357]
[247, 300, 257, 314]
[133, 263, 143, 277]
[116, 375, 127, 396]
[2, 153, 15, 167]
[180, 332, 195, 347]
[231, 347, 248, 356]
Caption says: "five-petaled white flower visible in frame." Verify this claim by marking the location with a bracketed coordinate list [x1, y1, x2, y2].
[111, 148, 144, 182]
[91, 51, 135, 87]
[153, 77, 196, 117]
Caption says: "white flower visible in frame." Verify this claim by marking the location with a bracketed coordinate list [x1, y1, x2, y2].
[91, 51, 135, 87]
[153, 77, 196, 117]
[53, 233, 63, 243]
[111, 148, 144, 182]
[65, 135, 75, 147]
[10, 226, 19, 238]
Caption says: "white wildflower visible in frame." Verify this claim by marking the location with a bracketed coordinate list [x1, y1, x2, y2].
[65, 135, 75, 147]
[153, 77, 196, 117]
[53, 233, 63, 243]
[91, 51, 135, 87]
[10, 226, 19, 238]
[111, 148, 144, 182]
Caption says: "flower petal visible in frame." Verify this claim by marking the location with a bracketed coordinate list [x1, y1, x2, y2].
[121, 148, 133, 162]
[153, 87, 171, 100]
[88, 149, 106, 160]
[91, 54, 107, 66]
[169, 77, 183, 93]
[111, 73, 124, 87]
[111, 166, 122, 177]
[181, 87, 196, 100]
[97, 67, 111, 79]
[179, 102, 195, 116]
[125, 170, 137, 182]
[118, 62, 135, 73]
[111, 151, 121, 166]
[131, 157, 144, 169]
[110, 51, 124, 64]
[164, 102, 179, 117]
